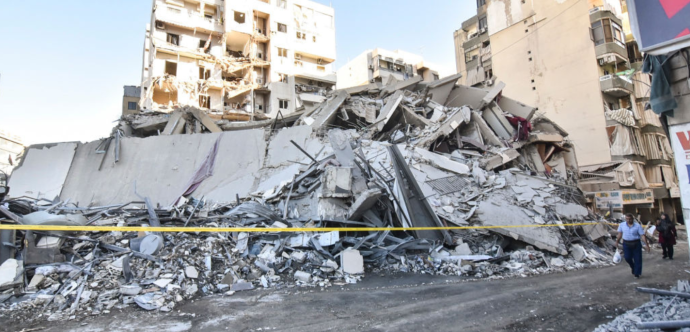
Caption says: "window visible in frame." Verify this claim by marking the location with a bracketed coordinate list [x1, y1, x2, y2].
[199, 68, 211, 80]
[317, 65, 325, 72]
[277, 0, 287, 9]
[277, 47, 288, 58]
[477, 0, 486, 7]
[277, 23, 287, 33]
[479, 16, 487, 30]
[294, 60, 303, 67]
[312, 36, 316, 42]
[199, 95, 210, 109]
[166, 33, 179, 46]
[433, 74, 440, 81]
[165, 61, 177, 76]
[592, 19, 624, 47]
[234, 11, 245, 24]
[278, 73, 288, 83]
[278, 99, 289, 109]
[465, 53, 477, 63]
[204, 14, 213, 20]
[296, 31, 302, 39]
[199, 39, 210, 53]
[128, 102, 137, 110]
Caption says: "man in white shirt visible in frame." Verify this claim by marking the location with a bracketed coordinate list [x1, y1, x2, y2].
[615, 213, 651, 278]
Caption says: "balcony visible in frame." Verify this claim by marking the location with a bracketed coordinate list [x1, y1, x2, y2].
[600, 75, 633, 97]
[595, 42, 629, 66]
[293, 62, 336, 84]
[156, 6, 223, 34]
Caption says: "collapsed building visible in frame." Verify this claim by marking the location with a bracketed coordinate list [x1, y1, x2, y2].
[0, 75, 616, 321]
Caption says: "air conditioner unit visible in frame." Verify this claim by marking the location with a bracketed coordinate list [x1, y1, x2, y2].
[370, 79, 375, 83]
[598, 58, 605, 65]
[486, 79, 494, 85]
[368, 64, 374, 70]
[155, 21, 165, 29]
[317, 58, 323, 65]
[257, 28, 263, 34]
[257, 52, 263, 59]
[295, 54, 302, 60]
[606, 55, 616, 63]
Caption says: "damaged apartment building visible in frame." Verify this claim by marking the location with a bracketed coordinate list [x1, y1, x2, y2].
[453, 0, 680, 221]
[336, 48, 447, 89]
[139, 0, 337, 120]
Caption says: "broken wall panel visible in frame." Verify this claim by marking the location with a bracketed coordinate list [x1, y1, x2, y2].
[8, 143, 79, 200]
[60, 130, 266, 206]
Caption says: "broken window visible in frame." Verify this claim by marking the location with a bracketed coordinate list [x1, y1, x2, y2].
[277, 47, 288, 58]
[166, 33, 179, 46]
[278, 99, 289, 109]
[278, 73, 288, 83]
[199, 95, 210, 109]
[128, 102, 137, 110]
[165, 61, 177, 76]
[433, 74, 439, 81]
[234, 11, 245, 24]
[478, 16, 487, 31]
[477, 0, 486, 7]
[278, 23, 287, 33]
[199, 68, 211, 80]
[627, 42, 643, 63]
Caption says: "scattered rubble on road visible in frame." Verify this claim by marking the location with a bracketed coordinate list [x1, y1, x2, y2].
[1, 76, 616, 322]
[593, 280, 690, 332]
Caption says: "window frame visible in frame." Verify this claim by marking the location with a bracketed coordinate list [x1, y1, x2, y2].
[127, 102, 137, 110]
[278, 99, 289, 109]
[166, 33, 180, 46]
[277, 23, 287, 33]
[277, 47, 288, 58]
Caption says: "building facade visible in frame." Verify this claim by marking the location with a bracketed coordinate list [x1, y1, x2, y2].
[336, 48, 443, 89]
[140, 0, 336, 118]
[0, 129, 24, 175]
[123, 86, 142, 116]
[454, 0, 679, 220]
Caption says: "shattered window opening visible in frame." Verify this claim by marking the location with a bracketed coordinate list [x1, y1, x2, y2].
[234, 11, 245, 24]
[199, 95, 210, 109]
[479, 16, 487, 30]
[277, 23, 287, 33]
[278, 73, 288, 83]
[165, 61, 177, 76]
[166, 33, 179, 46]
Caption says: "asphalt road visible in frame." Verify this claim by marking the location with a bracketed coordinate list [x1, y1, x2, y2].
[5, 244, 689, 332]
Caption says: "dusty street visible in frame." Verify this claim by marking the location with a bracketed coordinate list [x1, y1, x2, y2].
[4, 244, 688, 332]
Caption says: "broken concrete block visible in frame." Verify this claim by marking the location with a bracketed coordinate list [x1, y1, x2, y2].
[294, 271, 312, 282]
[347, 188, 383, 220]
[120, 285, 142, 296]
[27, 273, 45, 291]
[230, 282, 254, 292]
[185, 266, 199, 279]
[153, 278, 173, 288]
[0, 259, 22, 287]
[322, 167, 352, 198]
[570, 244, 587, 262]
[454, 243, 472, 256]
[290, 251, 307, 263]
[340, 249, 364, 275]
[550, 257, 566, 268]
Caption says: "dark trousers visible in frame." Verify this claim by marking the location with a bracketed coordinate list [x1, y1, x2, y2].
[662, 243, 674, 259]
[623, 240, 642, 276]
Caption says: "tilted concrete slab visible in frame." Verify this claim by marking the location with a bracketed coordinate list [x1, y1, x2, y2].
[60, 130, 265, 206]
[8, 143, 79, 200]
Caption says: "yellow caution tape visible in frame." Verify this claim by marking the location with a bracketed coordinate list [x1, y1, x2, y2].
[0, 222, 616, 233]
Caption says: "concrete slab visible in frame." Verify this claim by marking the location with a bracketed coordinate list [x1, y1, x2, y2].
[374, 90, 404, 132]
[477, 194, 567, 255]
[8, 142, 78, 200]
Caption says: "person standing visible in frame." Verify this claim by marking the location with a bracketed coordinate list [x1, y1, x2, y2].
[615, 213, 651, 278]
[657, 213, 678, 260]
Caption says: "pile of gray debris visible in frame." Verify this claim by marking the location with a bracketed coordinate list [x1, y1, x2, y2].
[594, 281, 690, 332]
[1, 75, 614, 322]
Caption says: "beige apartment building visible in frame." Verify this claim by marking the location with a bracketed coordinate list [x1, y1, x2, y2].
[336, 48, 444, 89]
[454, 0, 679, 219]
[139, 0, 336, 119]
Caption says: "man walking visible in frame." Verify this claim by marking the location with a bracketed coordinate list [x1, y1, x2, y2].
[615, 213, 651, 278]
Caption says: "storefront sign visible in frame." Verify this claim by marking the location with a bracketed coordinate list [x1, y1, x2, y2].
[669, 123, 690, 219]
[627, 0, 690, 54]
[595, 189, 654, 209]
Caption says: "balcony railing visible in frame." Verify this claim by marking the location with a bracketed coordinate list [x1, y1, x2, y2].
[157, 6, 222, 33]
[600, 74, 633, 96]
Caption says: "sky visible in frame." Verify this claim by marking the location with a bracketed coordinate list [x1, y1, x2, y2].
[0, 0, 475, 145]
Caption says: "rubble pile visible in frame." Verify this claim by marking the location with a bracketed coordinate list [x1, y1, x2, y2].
[593, 281, 690, 332]
[2, 75, 615, 321]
